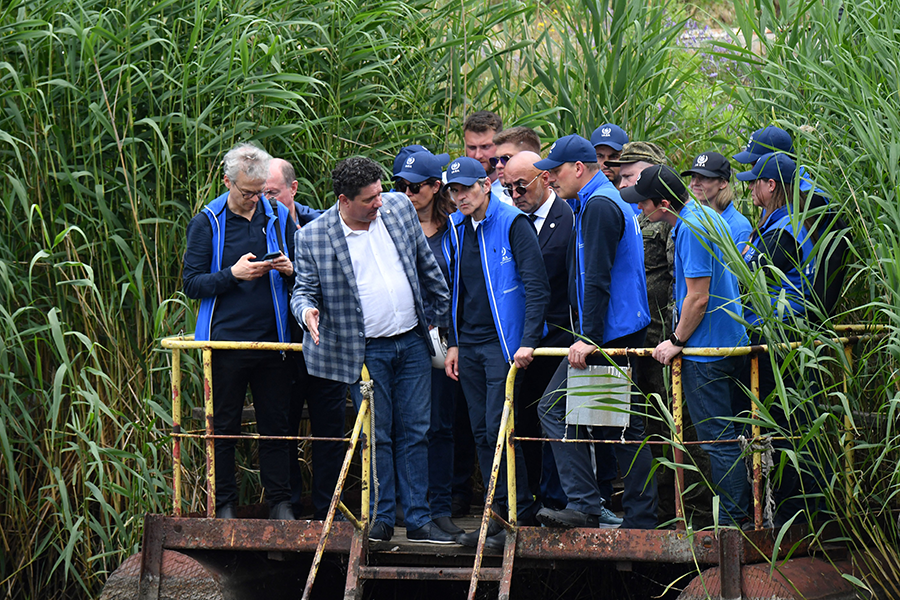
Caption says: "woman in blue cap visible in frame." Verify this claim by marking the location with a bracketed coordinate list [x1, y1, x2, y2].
[393, 149, 464, 537]
[735, 151, 822, 526]
[682, 151, 752, 249]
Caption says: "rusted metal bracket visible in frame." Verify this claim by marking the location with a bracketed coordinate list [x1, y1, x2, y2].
[719, 528, 742, 600]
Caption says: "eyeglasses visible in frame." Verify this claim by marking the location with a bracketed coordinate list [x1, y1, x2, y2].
[233, 183, 265, 201]
[489, 155, 511, 167]
[395, 179, 430, 194]
[503, 174, 541, 198]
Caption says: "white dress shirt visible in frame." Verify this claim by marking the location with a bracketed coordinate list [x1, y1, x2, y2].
[529, 192, 557, 235]
[340, 210, 417, 338]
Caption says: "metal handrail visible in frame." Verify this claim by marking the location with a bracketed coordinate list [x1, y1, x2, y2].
[159, 325, 883, 600]
[464, 325, 883, 599]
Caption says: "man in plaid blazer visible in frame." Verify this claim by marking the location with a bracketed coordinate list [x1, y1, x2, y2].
[291, 156, 454, 544]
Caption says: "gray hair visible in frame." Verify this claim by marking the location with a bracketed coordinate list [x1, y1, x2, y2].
[222, 142, 272, 182]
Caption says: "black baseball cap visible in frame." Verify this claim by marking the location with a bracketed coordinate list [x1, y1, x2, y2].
[620, 165, 686, 204]
[681, 151, 731, 180]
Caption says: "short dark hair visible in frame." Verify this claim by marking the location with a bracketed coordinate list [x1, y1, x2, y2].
[645, 188, 690, 212]
[493, 126, 541, 153]
[464, 111, 502, 134]
[332, 156, 384, 200]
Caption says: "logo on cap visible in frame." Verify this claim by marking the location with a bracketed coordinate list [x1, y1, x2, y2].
[635, 172, 642, 183]
[601, 127, 611, 137]
[451, 162, 460, 173]
[745, 134, 754, 149]
[549, 142, 557, 152]
[696, 155, 708, 167]
[405, 157, 415, 167]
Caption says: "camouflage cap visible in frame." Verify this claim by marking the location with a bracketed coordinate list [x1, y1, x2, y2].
[604, 141, 667, 167]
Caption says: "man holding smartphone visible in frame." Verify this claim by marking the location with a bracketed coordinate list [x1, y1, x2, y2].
[183, 142, 297, 521]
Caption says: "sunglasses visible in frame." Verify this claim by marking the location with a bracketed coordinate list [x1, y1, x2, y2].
[503, 174, 541, 197]
[395, 179, 434, 194]
[489, 155, 511, 167]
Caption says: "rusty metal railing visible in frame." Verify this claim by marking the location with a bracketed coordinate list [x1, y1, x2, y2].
[465, 324, 882, 599]
[160, 335, 374, 600]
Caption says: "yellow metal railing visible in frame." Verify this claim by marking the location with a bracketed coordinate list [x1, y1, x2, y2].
[161, 324, 881, 600]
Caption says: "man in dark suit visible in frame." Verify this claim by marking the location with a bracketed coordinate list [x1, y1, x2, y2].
[501, 151, 573, 510]
[291, 156, 454, 544]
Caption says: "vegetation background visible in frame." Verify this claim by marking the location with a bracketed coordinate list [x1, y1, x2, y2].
[1, 0, 899, 598]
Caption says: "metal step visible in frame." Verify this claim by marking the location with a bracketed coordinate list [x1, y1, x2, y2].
[358, 566, 502, 581]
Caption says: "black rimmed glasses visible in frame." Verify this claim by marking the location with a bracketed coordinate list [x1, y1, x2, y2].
[503, 173, 541, 197]
[234, 183, 265, 200]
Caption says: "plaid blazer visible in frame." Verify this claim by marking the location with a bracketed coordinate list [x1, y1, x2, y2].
[291, 192, 450, 384]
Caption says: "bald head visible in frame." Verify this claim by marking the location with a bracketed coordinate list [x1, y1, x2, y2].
[266, 158, 299, 216]
[504, 151, 551, 214]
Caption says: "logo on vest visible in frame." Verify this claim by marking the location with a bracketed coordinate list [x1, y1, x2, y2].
[695, 154, 708, 167]
[450, 162, 460, 173]
[500, 246, 513, 265]
[601, 127, 611, 137]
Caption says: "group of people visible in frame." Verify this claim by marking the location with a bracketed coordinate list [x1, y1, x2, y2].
[182, 112, 846, 545]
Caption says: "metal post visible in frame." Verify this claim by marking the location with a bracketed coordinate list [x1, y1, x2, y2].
[468, 368, 515, 600]
[303, 395, 370, 600]
[171, 348, 182, 517]
[718, 527, 742, 600]
[672, 356, 685, 530]
[751, 353, 762, 530]
[202, 347, 215, 518]
[843, 344, 855, 508]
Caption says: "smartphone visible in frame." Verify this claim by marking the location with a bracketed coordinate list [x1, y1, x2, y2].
[251, 251, 282, 262]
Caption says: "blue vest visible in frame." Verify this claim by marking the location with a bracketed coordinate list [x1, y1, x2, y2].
[574, 174, 650, 343]
[743, 206, 815, 326]
[444, 199, 527, 362]
[194, 192, 291, 342]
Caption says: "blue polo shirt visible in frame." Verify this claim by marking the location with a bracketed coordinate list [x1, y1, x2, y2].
[721, 202, 752, 250]
[674, 200, 747, 362]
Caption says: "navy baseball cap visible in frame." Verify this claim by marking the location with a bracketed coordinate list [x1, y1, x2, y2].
[681, 151, 731, 180]
[735, 152, 796, 184]
[534, 134, 597, 170]
[392, 145, 450, 177]
[620, 165, 686, 204]
[445, 156, 487, 186]
[395, 151, 447, 183]
[590, 123, 629, 151]
[733, 126, 794, 164]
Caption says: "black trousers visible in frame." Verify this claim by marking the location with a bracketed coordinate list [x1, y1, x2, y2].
[288, 358, 348, 519]
[212, 349, 292, 508]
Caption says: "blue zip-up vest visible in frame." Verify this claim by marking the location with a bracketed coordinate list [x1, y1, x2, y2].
[443, 199, 527, 362]
[574, 173, 650, 343]
[194, 191, 291, 342]
[743, 205, 815, 326]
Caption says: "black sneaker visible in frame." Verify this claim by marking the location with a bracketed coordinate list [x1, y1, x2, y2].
[406, 521, 457, 545]
[536, 507, 599, 529]
[368, 521, 394, 542]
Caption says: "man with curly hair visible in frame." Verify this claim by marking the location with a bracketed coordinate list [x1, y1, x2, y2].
[291, 156, 454, 544]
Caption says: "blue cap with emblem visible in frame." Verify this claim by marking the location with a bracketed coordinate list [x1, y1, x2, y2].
[590, 123, 629, 151]
[534, 134, 597, 170]
[735, 152, 796, 184]
[395, 151, 447, 183]
[444, 156, 487, 186]
[392, 145, 450, 177]
[733, 126, 794, 164]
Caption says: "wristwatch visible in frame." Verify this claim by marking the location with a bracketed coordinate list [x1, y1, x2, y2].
[669, 332, 686, 347]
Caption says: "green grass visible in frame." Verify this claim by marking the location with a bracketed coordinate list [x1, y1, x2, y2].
[0, 0, 898, 598]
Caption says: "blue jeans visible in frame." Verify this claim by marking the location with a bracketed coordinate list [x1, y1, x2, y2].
[363, 330, 432, 531]
[681, 355, 750, 526]
[429, 367, 458, 518]
[457, 340, 534, 518]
